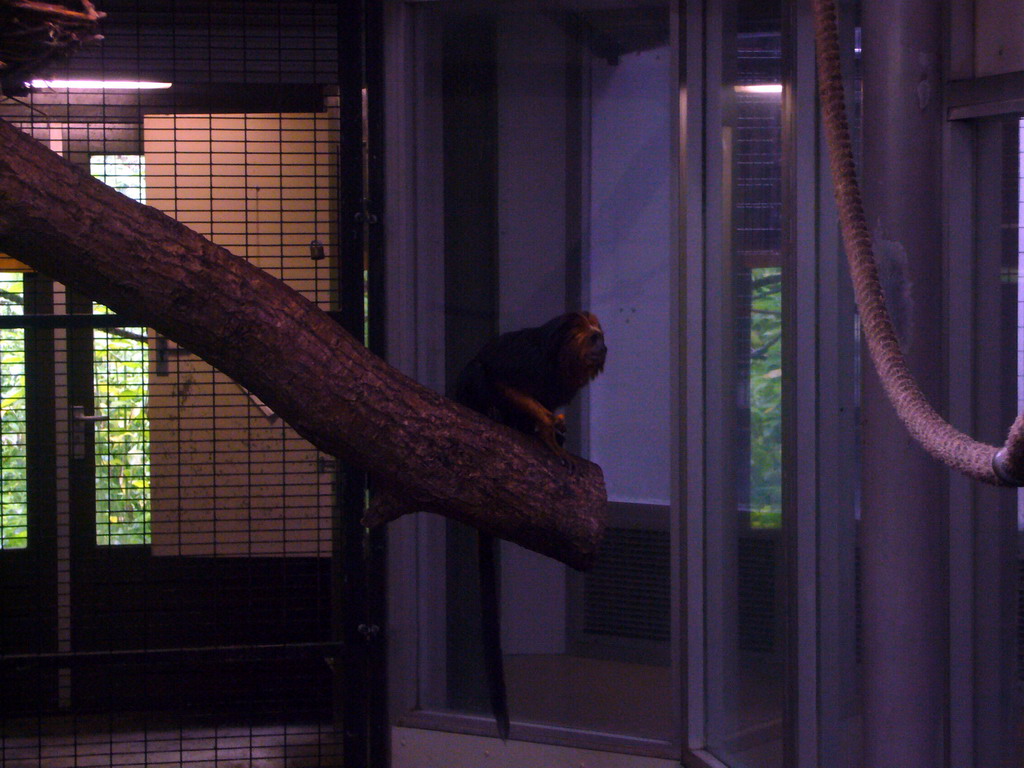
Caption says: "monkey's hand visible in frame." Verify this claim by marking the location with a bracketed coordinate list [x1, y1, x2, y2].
[537, 411, 588, 475]
[553, 413, 566, 446]
[535, 410, 565, 454]
[495, 384, 577, 471]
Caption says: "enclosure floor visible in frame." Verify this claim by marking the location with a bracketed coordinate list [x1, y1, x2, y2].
[505, 654, 672, 739]
[0, 716, 341, 768]
[505, 652, 783, 744]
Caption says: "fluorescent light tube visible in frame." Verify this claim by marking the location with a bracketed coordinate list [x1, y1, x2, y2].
[734, 84, 783, 94]
[29, 79, 172, 90]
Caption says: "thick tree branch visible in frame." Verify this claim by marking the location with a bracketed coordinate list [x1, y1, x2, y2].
[0, 117, 607, 570]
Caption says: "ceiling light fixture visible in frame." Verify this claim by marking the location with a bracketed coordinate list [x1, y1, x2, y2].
[29, 79, 172, 90]
[734, 84, 783, 94]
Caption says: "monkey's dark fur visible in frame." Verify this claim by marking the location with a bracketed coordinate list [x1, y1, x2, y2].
[454, 311, 607, 740]
[455, 311, 607, 454]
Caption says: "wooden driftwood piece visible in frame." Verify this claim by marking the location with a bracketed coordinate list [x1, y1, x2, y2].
[0, 0, 105, 94]
[0, 117, 607, 571]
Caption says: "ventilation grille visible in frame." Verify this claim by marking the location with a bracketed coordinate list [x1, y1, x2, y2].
[738, 535, 776, 653]
[1018, 556, 1024, 679]
[583, 526, 670, 641]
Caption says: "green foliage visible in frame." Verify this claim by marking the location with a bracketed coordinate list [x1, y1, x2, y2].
[748, 268, 782, 529]
[0, 273, 27, 549]
[89, 155, 146, 203]
[93, 317, 151, 546]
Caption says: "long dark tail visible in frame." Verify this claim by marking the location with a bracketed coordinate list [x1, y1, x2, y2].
[478, 532, 510, 740]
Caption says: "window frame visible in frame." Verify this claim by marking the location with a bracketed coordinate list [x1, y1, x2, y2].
[679, 0, 861, 766]
[383, 0, 686, 758]
[944, 112, 1024, 768]
[944, 3, 1024, 764]
[383, 0, 863, 764]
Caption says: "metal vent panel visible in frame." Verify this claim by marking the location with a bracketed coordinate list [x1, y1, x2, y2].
[1018, 556, 1024, 679]
[738, 535, 776, 653]
[583, 526, 670, 641]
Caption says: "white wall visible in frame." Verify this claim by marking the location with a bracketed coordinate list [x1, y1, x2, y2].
[496, 33, 673, 655]
[587, 47, 673, 506]
[495, 14, 571, 655]
[975, 0, 1024, 77]
[144, 112, 338, 556]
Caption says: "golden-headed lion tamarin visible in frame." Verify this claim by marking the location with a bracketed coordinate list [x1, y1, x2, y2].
[454, 311, 607, 739]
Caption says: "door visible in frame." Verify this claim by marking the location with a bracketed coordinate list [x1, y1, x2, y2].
[0, 269, 154, 714]
[0, 270, 59, 714]
[384, 0, 681, 752]
[1, 136, 338, 721]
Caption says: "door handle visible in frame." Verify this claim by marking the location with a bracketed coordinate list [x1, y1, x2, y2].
[72, 405, 110, 424]
[72, 405, 109, 459]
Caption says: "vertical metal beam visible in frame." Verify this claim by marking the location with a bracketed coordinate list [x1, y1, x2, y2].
[336, 0, 388, 765]
[701, 0, 740, 752]
[859, 1, 947, 765]
[682, 0, 709, 755]
[944, 116, 976, 768]
[670, 0, 687, 754]
[968, 119, 1019, 768]
[782, 0, 821, 764]
[815, 4, 862, 766]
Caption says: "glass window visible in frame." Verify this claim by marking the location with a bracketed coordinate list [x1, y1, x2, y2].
[961, 112, 1023, 768]
[92, 311, 151, 546]
[0, 273, 27, 550]
[90, 156, 152, 546]
[419, 0, 677, 743]
[705, 2, 785, 765]
[89, 155, 147, 202]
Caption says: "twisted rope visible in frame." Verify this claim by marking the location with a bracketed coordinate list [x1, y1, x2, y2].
[812, 0, 1024, 487]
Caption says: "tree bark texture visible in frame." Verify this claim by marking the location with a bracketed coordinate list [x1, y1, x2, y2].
[0, 118, 607, 571]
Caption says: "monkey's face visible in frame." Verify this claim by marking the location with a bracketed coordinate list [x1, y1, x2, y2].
[561, 312, 606, 388]
[581, 315, 606, 379]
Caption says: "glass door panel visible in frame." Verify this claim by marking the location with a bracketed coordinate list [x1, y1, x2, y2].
[92, 317, 151, 546]
[0, 271, 59, 716]
[705, 2, 785, 766]
[415, 0, 678, 745]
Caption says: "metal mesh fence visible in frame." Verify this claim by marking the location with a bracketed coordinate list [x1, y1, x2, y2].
[0, 3, 345, 765]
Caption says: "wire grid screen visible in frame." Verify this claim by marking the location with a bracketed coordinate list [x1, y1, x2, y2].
[142, 111, 338, 559]
[0, 3, 344, 766]
[731, 22, 784, 530]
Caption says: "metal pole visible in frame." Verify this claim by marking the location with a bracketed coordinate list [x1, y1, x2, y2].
[336, 0, 388, 765]
[859, 1, 947, 765]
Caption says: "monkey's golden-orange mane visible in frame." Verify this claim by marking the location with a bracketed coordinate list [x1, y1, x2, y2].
[559, 311, 605, 392]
